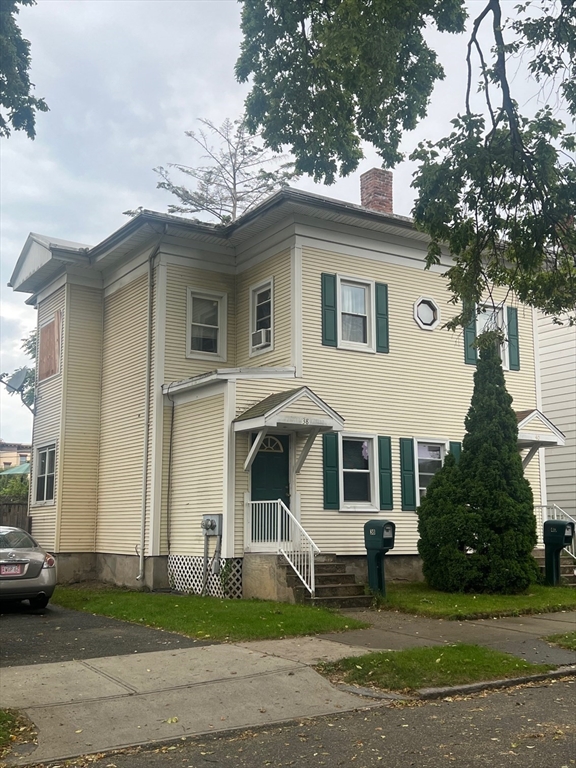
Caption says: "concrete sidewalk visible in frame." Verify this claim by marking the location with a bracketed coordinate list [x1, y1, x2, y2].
[2, 610, 575, 766]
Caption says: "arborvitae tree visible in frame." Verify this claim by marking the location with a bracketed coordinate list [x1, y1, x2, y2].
[418, 335, 538, 593]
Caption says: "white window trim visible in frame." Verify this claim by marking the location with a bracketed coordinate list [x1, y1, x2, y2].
[337, 274, 376, 354]
[34, 443, 56, 506]
[414, 437, 449, 507]
[338, 432, 379, 512]
[186, 288, 227, 362]
[249, 276, 274, 358]
[476, 303, 509, 370]
[413, 295, 441, 331]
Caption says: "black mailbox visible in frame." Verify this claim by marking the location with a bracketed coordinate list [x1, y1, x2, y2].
[364, 519, 395, 596]
[543, 520, 574, 586]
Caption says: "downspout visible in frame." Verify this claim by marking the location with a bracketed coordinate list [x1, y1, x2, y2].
[137, 229, 166, 582]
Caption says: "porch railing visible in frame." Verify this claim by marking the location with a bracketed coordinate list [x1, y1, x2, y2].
[534, 503, 576, 560]
[248, 499, 320, 596]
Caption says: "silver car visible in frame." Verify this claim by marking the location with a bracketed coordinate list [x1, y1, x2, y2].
[0, 526, 57, 609]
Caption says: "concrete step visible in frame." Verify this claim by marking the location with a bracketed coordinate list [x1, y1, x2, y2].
[315, 572, 357, 586]
[314, 562, 348, 575]
[304, 594, 374, 609]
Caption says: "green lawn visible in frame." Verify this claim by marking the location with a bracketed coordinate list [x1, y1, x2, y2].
[318, 644, 553, 693]
[545, 631, 576, 651]
[0, 709, 35, 758]
[52, 586, 368, 642]
[378, 582, 576, 620]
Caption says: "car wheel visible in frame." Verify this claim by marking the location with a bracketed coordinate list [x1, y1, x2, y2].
[29, 595, 50, 609]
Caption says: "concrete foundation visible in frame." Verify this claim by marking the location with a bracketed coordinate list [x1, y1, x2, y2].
[340, 554, 424, 585]
[242, 554, 295, 602]
[55, 553, 169, 591]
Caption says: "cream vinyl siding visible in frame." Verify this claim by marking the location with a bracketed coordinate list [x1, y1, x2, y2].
[538, 315, 576, 517]
[164, 264, 235, 382]
[295, 246, 538, 555]
[167, 394, 225, 555]
[58, 285, 103, 551]
[236, 250, 291, 367]
[281, 398, 331, 418]
[30, 286, 65, 548]
[97, 276, 148, 554]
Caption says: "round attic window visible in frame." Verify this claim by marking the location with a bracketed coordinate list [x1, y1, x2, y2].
[414, 297, 440, 331]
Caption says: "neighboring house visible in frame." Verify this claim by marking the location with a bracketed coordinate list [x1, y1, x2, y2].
[0, 441, 31, 471]
[8, 170, 564, 599]
[537, 315, 576, 521]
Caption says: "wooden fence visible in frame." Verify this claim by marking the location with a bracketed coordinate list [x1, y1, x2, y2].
[0, 502, 31, 531]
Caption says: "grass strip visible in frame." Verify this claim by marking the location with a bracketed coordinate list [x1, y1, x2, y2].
[544, 631, 576, 651]
[378, 583, 576, 620]
[0, 709, 36, 758]
[318, 644, 554, 693]
[52, 586, 368, 642]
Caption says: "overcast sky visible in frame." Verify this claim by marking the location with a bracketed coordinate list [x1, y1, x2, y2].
[0, 0, 563, 443]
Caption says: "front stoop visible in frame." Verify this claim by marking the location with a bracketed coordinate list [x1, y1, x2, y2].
[283, 554, 374, 608]
[533, 549, 576, 587]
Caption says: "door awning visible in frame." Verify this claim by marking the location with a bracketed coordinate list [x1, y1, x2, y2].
[516, 409, 565, 469]
[234, 386, 344, 434]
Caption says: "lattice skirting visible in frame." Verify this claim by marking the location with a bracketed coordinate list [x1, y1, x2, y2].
[167, 555, 243, 599]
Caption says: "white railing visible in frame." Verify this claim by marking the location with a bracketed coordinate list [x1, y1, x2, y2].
[248, 499, 320, 596]
[534, 503, 576, 560]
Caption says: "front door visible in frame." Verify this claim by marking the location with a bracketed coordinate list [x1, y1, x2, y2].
[251, 434, 290, 506]
[251, 434, 290, 545]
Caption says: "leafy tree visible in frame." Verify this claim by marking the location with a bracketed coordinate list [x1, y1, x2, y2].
[0, 474, 29, 503]
[236, 1, 576, 323]
[152, 117, 299, 223]
[0, 329, 36, 413]
[418, 337, 539, 594]
[0, 0, 48, 138]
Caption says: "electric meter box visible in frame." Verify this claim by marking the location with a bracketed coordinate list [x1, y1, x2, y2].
[201, 514, 223, 537]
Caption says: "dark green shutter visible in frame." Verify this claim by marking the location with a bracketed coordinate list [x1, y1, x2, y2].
[378, 436, 393, 510]
[323, 432, 339, 509]
[463, 301, 477, 365]
[449, 441, 462, 463]
[399, 438, 416, 511]
[507, 306, 520, 370]
[321, 273, 337, 347]
[375, 283, 389, 354]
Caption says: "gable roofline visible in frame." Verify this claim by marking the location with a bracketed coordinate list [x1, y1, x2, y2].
[516, 408, 566, 445]
[10, 185, 428, 296]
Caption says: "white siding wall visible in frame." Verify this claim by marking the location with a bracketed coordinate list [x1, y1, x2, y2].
[167, 393, 225, 555]
[97, 276, 147, 554]
[30, 286, 66, 549]
[59, 284, 103, 551]
[538, 315, 576, 517]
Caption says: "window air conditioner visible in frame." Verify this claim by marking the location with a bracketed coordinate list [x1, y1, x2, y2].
[252, 328, 271, 349]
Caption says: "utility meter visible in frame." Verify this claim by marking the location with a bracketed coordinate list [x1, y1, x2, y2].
[201, 514, 223, 537]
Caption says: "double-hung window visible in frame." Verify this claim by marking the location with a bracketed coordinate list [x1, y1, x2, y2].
[476, 305, 508, 367]
[187, 289, 227, 361]
[464, 303, 519, 370]
[36, 445, 55, 503]
[416, 441, 445, 502]
[338, 278, 375, 352]
[340, 435, 377, 510]
[250, 279, 273, 355]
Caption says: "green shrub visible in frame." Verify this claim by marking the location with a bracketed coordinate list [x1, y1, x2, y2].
[418, 337, 538, 593]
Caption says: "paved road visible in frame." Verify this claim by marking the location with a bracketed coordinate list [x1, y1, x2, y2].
[0, 601, 205, 667]
[17, 678, 576, 768]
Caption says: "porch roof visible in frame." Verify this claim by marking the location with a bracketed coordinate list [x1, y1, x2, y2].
[234, 386, 344, 434]
[516, 409, 565, 450]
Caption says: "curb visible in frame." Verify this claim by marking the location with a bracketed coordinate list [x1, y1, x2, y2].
[335, 665, 576, 702]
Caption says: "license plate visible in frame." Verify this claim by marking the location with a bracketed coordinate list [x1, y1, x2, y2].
[1, 564, 23, 575]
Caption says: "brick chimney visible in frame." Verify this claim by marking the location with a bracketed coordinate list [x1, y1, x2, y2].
[360, 168, 393, 214]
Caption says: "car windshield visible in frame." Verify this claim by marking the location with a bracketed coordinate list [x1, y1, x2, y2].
[0, 530, 37, 549]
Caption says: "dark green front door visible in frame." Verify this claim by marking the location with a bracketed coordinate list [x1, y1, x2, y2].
[251, 434, 290, 544]
[251, 434, 290, 506]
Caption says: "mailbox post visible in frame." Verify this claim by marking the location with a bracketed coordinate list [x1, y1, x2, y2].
[364, 520, 395, 597]
[543, 520, 574, 586]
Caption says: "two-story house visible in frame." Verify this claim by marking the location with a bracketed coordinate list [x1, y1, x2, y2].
[9, 170, 565, 601]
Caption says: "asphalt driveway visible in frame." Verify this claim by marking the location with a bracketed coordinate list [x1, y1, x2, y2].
[0, 600, 207, 667]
